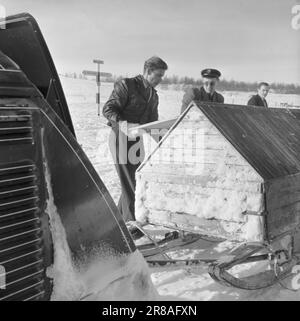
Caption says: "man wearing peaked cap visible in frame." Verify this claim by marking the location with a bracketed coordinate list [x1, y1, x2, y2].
[181, 68, 225, 113]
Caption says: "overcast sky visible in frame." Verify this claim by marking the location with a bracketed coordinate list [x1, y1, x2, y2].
[2, 0, 300, 84]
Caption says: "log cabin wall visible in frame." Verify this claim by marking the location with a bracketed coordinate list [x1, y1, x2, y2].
[136, 105, 266, 242]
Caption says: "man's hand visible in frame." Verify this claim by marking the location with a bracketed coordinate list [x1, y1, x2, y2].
[119, 121, 144, 139]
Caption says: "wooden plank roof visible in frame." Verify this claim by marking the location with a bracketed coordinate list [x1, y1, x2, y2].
[194, 101, 300, 180]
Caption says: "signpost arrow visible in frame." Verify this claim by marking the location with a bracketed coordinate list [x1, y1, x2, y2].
[82, 70, 112, 78]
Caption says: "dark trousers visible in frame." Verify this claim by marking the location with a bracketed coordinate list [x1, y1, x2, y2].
[109, 128, 144, 222]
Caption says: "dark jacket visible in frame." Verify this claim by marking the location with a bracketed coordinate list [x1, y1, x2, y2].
[247, 94, 268, 108]
[103, 75, 159, 127]
[181, 86, 224, 113]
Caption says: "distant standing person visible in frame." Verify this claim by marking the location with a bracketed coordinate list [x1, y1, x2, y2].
[103, 56, 168, 222]
[181, 68, 224, 113]
[247, 82, 270, 107]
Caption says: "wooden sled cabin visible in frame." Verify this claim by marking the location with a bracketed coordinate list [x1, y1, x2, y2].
[135, 102, 300, 244]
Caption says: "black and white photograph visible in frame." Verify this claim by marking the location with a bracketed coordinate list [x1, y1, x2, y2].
[0, 0, 300, 305]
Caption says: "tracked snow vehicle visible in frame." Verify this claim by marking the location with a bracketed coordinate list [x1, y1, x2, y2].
[0, 13, 138, 301]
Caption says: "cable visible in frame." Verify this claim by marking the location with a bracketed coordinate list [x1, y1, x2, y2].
[273, 254, 300, 292]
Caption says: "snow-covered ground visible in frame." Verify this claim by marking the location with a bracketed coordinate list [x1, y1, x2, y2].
[61, 76, 300, 301]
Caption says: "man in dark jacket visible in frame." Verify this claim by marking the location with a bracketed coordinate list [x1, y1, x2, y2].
[247, 82, 270, 107]
[103, 56, 168, 222]
[181, 68, 224, 113]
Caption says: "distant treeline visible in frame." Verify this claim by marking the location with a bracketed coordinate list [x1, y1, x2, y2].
[159, 76, 300, 94]
[62, 72, 300, 95]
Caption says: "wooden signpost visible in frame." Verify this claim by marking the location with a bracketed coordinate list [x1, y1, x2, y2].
[82, 59, 112, 116]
